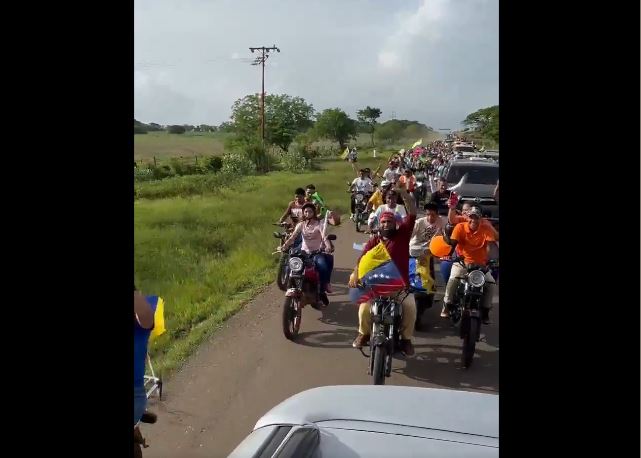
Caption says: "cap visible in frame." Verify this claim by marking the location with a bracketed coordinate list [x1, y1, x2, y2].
[379, 211, 396, 223]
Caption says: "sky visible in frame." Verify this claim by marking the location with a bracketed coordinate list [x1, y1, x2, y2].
[134, 0, 498, 130]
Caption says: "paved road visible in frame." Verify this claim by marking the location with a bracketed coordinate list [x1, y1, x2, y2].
[145, 219, 499, 457]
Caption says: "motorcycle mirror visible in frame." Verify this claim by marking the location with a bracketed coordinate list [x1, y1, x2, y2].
[327, 234, 337, 241]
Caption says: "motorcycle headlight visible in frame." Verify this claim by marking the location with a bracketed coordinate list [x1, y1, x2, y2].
[355, 194, 364, 202]
[370, 302, 378, 315]
[289, 257, 303, 272]
[468, 270, 486, 288]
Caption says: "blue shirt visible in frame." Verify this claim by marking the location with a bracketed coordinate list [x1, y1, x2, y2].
[134, 295, 156, 388]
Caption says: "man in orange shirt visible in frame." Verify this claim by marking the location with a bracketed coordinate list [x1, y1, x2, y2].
[442, 206, 498, 324]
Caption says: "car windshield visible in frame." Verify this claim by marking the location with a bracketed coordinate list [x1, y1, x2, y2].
[446, 165, 498, 185]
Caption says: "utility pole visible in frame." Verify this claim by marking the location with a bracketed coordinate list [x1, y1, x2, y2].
[249, 45, 280, 145]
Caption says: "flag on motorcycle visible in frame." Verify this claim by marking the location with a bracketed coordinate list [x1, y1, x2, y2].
[340, 147, 350, 160]
[349, 242, 406, 304]
[408, 255, 437, 294]
[411, 138, 423, 149]
[145, 295, 166, 340]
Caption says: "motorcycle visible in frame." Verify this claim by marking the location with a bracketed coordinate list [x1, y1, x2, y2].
[351, 190, 370, 232]
[134, 410, 157, 458]
[359, 284, 426, 385]
[413, 170, 427, 206]
[280, 235, 337, 341]
[272, 222, 294, 291]
[447, 257, 498, 369]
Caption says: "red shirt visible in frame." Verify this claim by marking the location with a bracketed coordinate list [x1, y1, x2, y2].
[359, 213, 417, 285]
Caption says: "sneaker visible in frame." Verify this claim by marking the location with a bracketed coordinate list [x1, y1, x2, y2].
[440, 304, 450, 318]
[400, 339, 415, 356]
[319, 292, 329, 307]
[352, 333, 370, 349]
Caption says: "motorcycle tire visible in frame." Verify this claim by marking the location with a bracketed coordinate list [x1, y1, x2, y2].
[462, 316, 480, 369]
[282, 296, 301, 340]
[355, 217, 361, 233]
[372, 345, 386, 385]
[276, 254, 288, 291]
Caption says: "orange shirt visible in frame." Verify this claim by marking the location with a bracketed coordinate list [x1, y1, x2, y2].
[451, 222, 496, 265]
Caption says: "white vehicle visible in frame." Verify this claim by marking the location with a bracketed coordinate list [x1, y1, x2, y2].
[229, 385, 499, 457]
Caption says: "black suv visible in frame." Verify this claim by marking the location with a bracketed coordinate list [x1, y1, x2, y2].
[444, 158, 499, 222]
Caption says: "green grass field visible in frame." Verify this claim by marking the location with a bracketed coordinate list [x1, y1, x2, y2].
[135, 157, 381, 375]
[134, 131, 230, 160]
[134, 131, 442, 162]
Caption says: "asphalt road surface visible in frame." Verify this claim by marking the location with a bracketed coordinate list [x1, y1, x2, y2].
[145, 218, 499, 457]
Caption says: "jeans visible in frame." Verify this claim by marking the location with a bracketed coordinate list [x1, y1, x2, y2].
[439, 259, 453, 284]
[134, 385, 147, 426]
[313, 253, 333, 291]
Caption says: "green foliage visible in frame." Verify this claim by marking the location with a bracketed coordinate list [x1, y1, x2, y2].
[313, 108, 357, 149]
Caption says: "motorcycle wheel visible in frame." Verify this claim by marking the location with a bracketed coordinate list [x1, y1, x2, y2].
[462, 316, 480, 369]
[282, 296, 301, 340]
[355, 216, 361, 232]
[372, 345, 386, 385]
[276, 254, 288, 291]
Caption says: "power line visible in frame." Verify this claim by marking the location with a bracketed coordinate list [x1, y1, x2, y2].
[248, 45, 280, 144]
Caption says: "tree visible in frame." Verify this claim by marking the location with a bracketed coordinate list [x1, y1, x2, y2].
[357, 106, 382, 146]
[167, 125, 186, 134]
[230, 93, 314, 151]
[375, 120, 405, 144]
[462, 106, 499, 144]
[314, 108, 357, 149]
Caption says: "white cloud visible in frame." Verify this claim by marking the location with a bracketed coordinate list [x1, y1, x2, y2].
[134, 0, 498, 129]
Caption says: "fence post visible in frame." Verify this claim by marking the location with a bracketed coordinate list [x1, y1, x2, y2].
[153, 156, 157, 166]
[195, 155, 198, 165]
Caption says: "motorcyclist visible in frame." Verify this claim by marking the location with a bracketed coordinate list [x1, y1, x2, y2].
[369, 189, 407, 232]
[409, 202, 446, 330]
[281, 203, 335, 306]
[279, 187, 307, 225]
[430, 177, 452, 214]
[349, 182, 418, 355]
[305, 184, 326, 217]
[278, 188, 306, 251]
[349, 168, 374, 221]
[442, 206, 498, 325]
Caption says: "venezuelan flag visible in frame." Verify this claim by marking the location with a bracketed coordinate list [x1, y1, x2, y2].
[409, 255, 437, 294]
[145, 295, 167, 340]
[349, 242, 406, 304]
[411, 138, 423, 149]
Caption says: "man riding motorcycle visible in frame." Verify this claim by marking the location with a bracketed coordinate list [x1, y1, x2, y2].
[305, 184, 326, 218]
[442, 206, 499, 325]
[369, 189, 407, 232]
[409, 202, 446, 330]
[279, 187, 307, 225]
[349, 168, 374, 221]
[349, 182, 418, 356]
[281, 203, 335, 306]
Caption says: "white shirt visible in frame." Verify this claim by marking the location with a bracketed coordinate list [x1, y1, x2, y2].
[409, 216, 446, 256]
[372, 204, 407, 226]
[383, 167, 401, 183]
[351, 177, 374, 193]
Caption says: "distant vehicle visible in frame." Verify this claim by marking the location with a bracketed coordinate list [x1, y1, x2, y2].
[228, 385, 499, 458]
[445, 158, 499, 222]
